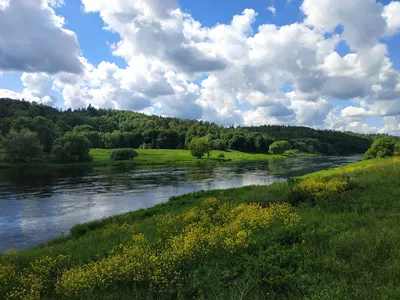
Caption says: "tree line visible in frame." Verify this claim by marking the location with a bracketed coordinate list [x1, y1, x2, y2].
[0, 98, 390, 163]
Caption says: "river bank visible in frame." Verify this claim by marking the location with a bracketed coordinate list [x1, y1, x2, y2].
[0, 148, 320, 169]
[1, 157, 399, 299]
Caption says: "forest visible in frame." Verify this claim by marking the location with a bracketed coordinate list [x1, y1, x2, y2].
[0, 98, 390, 163]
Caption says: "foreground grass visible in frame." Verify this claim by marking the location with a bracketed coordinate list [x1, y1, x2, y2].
[1, 158, 400, 299]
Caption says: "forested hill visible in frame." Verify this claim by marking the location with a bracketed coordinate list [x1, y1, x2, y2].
[0, 98, 386, 156]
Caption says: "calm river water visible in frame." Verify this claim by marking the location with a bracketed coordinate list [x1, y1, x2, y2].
[0, 155, 361, 252]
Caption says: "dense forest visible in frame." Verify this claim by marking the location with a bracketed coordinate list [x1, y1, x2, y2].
[0, 98, 391, 163]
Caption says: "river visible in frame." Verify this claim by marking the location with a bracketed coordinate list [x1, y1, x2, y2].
[0, 155, 361, 252]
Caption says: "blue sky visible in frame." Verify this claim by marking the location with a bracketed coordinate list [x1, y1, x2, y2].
[1, 0, 400, 134]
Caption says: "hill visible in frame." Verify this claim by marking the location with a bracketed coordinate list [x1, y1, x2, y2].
[0, 98, 387, 157]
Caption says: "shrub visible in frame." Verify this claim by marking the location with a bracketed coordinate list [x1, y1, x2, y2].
[364, 137, 395, 160]
[283, 149, 300, 157]
[395, 140, 400, 155]
[269, 141, 291, 155]
[188, 137, 211, 159]
[218, 153, 225, 158]
[1, 129, 43, 162]
[291, 177, 353, 205]
[51, 133, 92, 163]
[109, 148, 138, 161]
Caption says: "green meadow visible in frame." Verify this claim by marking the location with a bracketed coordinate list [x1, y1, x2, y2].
[1, 157, 400, 299]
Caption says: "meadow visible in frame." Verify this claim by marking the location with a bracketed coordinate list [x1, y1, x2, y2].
[1, 157, 400, 299]
[91, 148, 287, 166]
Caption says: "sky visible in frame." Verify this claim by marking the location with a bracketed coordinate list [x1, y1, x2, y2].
[0, 0, 400, 135]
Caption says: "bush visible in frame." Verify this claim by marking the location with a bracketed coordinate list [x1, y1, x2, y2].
[109, 149, 138, 161]
[364, 137, 395, 160]
[283, 149, 300, 157]
[395, 140, 400, 155]
[188, 137, 211, 159]
[1, 129, 43, 162]
[212, 139, 227, 151]
[51, 133, 92, 163]
[218, 153, 225, 158]
[269, 140, 291, 155]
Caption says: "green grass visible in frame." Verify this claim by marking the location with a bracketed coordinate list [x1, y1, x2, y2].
[90, 148, 287, 166]
[1, 157, 400, 299]
[0, 148, 299, 169]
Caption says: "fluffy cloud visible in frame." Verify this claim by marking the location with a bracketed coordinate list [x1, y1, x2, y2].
[1, 0, 400, 135]
[383, 1, 400, 35]
[0, 0, 82, 74]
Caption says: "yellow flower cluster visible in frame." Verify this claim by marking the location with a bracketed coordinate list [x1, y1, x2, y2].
[297, 178, 350, 200]
[55, 199, 300, 297]
[5, 255, 71, 300]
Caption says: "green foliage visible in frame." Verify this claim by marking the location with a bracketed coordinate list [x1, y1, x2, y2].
[188, 137, 212, 159]
[51, 133, 92, 163]
[364, 137, 396, 159]
[269, 140, 292, 155]
[73, 125, 94, 133]
[2, 158, 400, 299]
[1, 129, 43, 162]
[395, 140, 400, 154]
[211, 139, 227, 151]
[282, 149, 300, 157]
[109, 148, 138, 161]
[218, 153, 225, 158]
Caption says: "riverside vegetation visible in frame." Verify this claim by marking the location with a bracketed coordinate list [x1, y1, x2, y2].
[1, 157, 400, 299]
[0, 98, 394, 167]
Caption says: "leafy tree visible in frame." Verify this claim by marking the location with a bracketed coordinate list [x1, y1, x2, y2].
[51, 133, 92, 163]
[1, 129, 43, 162]
[33, 116, 60, 153]
[364, 137, 396, 159]
[73, 125, 95, 133]
[109, 149, 138, 161]
[269, 141, 292, 155]
[395, 140, 400, 154]
[211, 139, 227, 151]
[188, 137, 211, 159]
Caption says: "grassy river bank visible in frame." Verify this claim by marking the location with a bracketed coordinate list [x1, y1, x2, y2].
[1, 157, 400, 299]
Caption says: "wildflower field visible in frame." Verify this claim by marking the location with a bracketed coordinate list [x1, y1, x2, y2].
[1, 158, 400, 299]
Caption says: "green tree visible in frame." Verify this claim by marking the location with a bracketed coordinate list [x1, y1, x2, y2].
[188, 137, 211, 159]
[395, 140, 400, 154]
[51, 133, 92, 163]
[109, 149, 138, 161]
[211, 139, 227, 151]
[1, 129, 43, 162]
[33, 116, 60, 153]
[269, 140, 291, 155]
[364, 137, 396, 160]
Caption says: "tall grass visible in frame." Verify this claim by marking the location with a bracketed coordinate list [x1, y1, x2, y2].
[1, 158, 400, 299]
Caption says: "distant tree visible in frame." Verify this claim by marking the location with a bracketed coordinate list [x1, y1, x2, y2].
[73, 125, 94, 133]
[51, 133, 92, 163]
[269, 140, 291, 155]
[364, 137, 396, 159]
[1, 129, 43, 162]
[33, 116, 60, 153]
[109, 149, 138, 161]
[188, 137, 211, 159]
[211, 139, 227, 151]
[395, 140, 400, 154]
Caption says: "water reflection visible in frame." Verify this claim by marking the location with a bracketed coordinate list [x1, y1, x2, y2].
[0, 155, 361, 251]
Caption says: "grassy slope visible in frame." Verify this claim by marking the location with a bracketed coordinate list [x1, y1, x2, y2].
[1, 158, 400, 299]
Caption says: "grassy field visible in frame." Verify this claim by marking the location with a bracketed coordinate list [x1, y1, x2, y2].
[0, 148, 291, 168]
[1, 157, 400, 299]
[90, 148, 287, 166]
